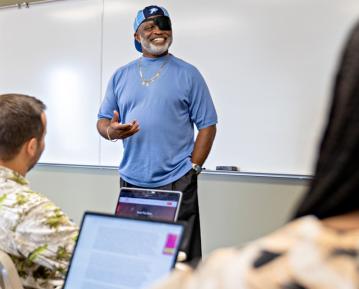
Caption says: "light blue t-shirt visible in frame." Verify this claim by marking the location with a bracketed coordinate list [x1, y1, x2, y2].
[98, 54, 217, 187]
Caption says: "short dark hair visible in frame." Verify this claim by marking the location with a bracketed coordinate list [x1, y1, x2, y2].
[292, 21, 359, 219]
[0, 94, 46, 161]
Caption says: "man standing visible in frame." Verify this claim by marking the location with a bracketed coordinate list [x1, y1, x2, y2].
[0, 94, 78, 289]
[97, 5, 217, 261]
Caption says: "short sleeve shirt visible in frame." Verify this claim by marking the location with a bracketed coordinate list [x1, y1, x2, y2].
[98, 54, 217, 187]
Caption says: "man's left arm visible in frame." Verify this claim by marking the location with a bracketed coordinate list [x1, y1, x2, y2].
[188, 66, 218, 167]
[191, 125, 217, 166]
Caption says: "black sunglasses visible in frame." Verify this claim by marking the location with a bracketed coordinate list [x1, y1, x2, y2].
[141, 16, 172, 31]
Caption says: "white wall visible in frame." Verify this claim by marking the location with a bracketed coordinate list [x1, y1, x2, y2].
[198, 173, 306, 253]
[27, 165, 307, 256]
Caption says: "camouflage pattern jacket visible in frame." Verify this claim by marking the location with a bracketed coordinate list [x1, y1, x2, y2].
[0, 166, 78, 289]
[152, 216, 359, 289]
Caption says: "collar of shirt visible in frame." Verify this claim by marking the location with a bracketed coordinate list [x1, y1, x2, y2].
[0, 166, 29, 186]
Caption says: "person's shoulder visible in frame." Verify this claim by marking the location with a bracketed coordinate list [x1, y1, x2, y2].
[111, 58, 139, 78]
[266, 216, 320, 237]
[213, 217, 321, 272]
[170, 55, 199, 73]
[121, 58, 139, 70]
[241, 216, 321, 254]
[170, 55, 206, 85]
[19, 189, 78, 229]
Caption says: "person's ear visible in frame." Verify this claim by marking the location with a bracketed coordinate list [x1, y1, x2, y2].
[26, 137, 38, 158]
[134, 32, 141, 42]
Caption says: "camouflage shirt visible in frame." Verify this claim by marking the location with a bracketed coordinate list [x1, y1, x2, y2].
[0, 166, 78, 289]
[152, 216, 359, 289]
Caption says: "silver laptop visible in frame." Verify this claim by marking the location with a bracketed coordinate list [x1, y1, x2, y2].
[115, 187, 182, 221]
[63, 212, 184, 289]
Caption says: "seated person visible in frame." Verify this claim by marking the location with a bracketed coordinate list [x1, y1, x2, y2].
[0, 94, 78, 289]
[150, 21, 359, 289]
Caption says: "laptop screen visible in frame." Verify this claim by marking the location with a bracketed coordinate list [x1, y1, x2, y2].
[63, 212, 184, 289]
[115, 188, 182, 221]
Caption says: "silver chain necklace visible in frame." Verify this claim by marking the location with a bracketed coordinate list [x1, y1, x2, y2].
[138, 56, 169, 86]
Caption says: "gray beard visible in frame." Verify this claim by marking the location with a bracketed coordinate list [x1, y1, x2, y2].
[140, 36, 172, 56]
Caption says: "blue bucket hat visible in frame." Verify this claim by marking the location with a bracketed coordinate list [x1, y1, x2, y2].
[133, 5, 170, 52]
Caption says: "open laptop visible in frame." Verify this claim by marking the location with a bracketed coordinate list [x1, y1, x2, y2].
[63, 212, 184, 289]
[115, 187, 182, 221]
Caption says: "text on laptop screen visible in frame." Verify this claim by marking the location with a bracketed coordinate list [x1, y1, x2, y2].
[63, 213, 183, 289]
[115, 188, 181, 221]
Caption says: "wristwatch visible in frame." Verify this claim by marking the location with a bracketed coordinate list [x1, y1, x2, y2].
[192, 163, 202, 175]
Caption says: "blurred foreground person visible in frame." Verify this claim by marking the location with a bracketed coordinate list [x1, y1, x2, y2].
[150, 21, 359, 289]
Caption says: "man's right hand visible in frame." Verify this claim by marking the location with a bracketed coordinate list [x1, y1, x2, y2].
[97, 111, 140, 140]
[102, 111, 140, 140]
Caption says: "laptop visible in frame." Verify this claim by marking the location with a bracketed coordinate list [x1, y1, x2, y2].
[115, 187, 182, 221]
[63, 212, 184, 289]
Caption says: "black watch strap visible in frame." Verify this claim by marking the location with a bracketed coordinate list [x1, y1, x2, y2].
[192, 163, 202, 174]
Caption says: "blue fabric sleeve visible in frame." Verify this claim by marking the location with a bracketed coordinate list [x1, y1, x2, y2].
[97, 72, 120, 121]
[188, 67, 218, 130]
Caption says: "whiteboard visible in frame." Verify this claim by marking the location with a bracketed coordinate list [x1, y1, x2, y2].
[1, 0, 359, 174]
[0, 0, 102, 165]
[100, 0, 359, 174]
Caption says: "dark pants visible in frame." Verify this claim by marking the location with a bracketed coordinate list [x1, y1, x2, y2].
[120, 169, 202, 261]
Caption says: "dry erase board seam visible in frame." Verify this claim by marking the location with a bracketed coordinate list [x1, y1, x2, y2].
[97, 0, 105, 166]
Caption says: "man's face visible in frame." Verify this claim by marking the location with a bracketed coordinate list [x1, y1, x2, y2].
[135, 16, 173, 57]
[28, 112, 46, 172]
